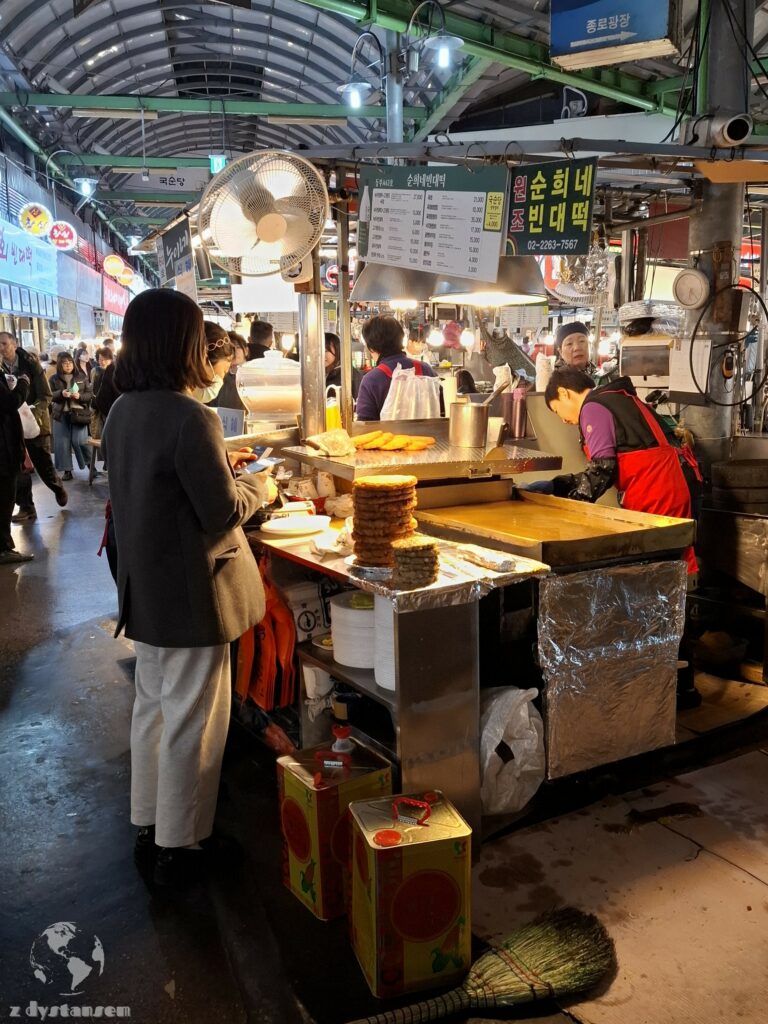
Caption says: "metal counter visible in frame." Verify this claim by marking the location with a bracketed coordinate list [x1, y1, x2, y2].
[251, 527, 548, 837]
[283, 417, 561, 482]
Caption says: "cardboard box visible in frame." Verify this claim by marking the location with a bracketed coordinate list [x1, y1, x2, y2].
[349, 791, 472, 998]
[277, 737, 392, 920]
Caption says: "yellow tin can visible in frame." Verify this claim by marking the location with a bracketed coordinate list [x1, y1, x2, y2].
[349, 791, 472, 998]
[277, 734, 392, 921]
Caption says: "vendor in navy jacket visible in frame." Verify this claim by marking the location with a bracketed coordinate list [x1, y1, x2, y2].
[355, 315, 438, 421]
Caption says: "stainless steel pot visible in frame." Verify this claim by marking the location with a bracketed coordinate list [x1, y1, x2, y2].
[449, 402, 489, 447]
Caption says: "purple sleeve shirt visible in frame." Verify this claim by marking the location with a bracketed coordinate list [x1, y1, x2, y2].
[579, 402, 617, 460]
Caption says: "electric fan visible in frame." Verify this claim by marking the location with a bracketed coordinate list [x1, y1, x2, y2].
[198, 151, 330, 277]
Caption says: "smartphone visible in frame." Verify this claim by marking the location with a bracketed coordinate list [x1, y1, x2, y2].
[245, 456, 285, 474]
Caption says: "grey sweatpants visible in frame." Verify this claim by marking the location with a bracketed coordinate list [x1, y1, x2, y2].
[131, 641, 231, 848]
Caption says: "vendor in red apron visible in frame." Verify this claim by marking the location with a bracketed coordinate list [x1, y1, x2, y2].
[355, 315, 438, 421]
[536, 367, 702, 576]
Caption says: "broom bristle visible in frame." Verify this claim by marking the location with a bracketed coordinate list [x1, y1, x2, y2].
[344, 908, 616, 1024]
[462, 907, 617, 1007]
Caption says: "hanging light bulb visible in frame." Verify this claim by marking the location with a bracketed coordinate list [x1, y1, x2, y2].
[74, 177, 98, 197]
[280, 332, 296, 352]
[460, 328, 475, 349]
[437, 43, 451, 68]
[427, 326, 444, 348]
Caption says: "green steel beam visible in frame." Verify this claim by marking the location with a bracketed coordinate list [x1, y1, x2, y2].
[409, 56, 491, 142]
[110, 215, 169, 224]
[291, 0, 678, 116]
[58, 154, 211, 168]
[0, 92, 425, 121]
[647, 53, 768, 99]
[94, 190, 200, 203]
[0, 104, 154, 277]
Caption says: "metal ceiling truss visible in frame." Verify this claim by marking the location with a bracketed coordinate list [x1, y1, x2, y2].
[409, 56, 491, 141]
[70, 113, 361, 159]
[290, 0, 678, 116]
[0, 93, 425, 120]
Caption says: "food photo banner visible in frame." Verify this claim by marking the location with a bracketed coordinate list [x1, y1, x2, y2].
[506, 157, 597, 255]
[358, 164, 508, 283]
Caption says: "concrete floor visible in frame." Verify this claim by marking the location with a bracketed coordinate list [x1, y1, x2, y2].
[3, 468, 767, 1024]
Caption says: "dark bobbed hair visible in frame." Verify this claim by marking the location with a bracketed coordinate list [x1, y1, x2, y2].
[114, 289, 212, 393]
[325, 332, 341, 367]
[56, 351, 75, 375]
[361, 315, 404, 357]
[249, 320, 274, 345]
[95, 347, 113, 362]
[455, 369, 477, 394]
[227, 331, 248, 354]
[544, 367, 595, 409]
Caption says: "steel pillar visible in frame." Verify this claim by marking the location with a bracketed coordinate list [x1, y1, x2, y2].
[683, 0, 753, 464]
[385, 31, 404, 144]
[336, 200, 354, 430]
[299, 248, 326, 438]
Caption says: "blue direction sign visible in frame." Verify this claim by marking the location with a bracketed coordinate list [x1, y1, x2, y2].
[551, 0, 673, 61]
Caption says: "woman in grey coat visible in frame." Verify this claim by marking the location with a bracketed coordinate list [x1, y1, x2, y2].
[102, 289, 275, 887]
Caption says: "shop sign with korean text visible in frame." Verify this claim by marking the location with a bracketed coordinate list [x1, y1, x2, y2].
[102, 275, 130, 317]
[506, 158, 596, 256]
[0, 215, 58, 296]
[158, 219, 193, 285]
[358, 165, 508, 283]
[121, 168, 209, 194]
[550, 1, 679, 69]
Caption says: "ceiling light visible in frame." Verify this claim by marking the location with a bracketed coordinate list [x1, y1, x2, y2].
[340, 30, 384, 111]
[422, 32, 463, 68]
[74, 176, 98, 197]
[338, 79, 373, 109]
[431, 257, 548, 307]
[406, 1, 464, 71]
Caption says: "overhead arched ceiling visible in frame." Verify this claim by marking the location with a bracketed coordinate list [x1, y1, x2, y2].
[3, 0, 768, 254]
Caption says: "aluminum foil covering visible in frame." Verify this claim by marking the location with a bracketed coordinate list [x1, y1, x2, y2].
[254, 532, 549, 612]
[538, 560, 687, 779]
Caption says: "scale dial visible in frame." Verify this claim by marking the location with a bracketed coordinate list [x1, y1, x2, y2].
[672, 268, 711, 310]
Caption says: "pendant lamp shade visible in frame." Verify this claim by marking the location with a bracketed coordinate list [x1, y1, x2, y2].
[351, 263, 438, 303]
[431, 256, 548, 307]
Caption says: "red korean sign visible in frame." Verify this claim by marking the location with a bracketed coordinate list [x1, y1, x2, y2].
[102, 274, 130, 316]
[48, 220, 78, 251]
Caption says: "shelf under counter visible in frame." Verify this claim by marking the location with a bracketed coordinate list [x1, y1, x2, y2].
[295, 641, 397, 717]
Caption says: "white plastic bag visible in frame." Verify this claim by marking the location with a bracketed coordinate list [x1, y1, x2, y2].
[380, 364, 441, 421]
[480, 687, 545, 815]
[18, 402, 40, 440]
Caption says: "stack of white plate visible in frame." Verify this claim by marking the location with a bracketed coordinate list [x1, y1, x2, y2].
[373, 595, 396, 691]
[330, 592, 375, 669]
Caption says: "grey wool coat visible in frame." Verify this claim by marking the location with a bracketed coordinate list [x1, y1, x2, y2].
[101, 390, 268, 648]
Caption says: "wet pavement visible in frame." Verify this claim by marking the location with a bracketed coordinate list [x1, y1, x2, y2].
[0, 470, 463, 1024]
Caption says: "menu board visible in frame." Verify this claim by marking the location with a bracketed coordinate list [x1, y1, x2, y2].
[506, 157, 597, 256]
[358, 165, 508, 284]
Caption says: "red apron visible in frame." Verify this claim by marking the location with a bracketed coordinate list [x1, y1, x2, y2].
[376, 361, 424, 380]
[584, 392, 699, 574]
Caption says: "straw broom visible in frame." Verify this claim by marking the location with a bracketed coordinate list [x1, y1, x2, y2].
[345, 907, 616, 1024]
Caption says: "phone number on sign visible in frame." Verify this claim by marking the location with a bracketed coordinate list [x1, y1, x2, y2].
[526, 238, 581, 252]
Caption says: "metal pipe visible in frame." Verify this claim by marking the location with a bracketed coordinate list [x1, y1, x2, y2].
[274, 136, 768, 164]
[621, 229, 634, 305]
[336, 199, 354, 430]
[385, 30, 404, 145]
[608, 200, 703, 233]
[756, 207, 768, 424]
[683, 0, 752, 463]
[299, 246, 327, 438]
